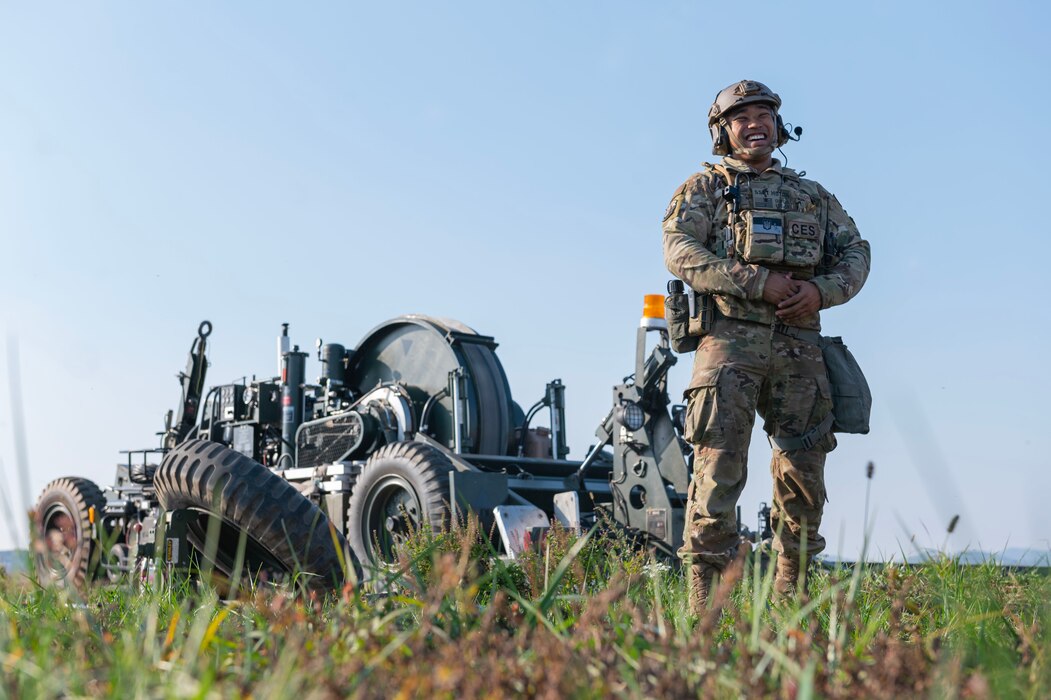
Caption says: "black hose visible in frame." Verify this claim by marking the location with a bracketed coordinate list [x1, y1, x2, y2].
[419, 388, 449, 435]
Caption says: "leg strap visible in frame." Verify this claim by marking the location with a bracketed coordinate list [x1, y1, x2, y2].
[768, 412, 834, 452]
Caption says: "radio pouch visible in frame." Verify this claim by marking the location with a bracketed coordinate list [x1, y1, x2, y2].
[664, 284, 698, 353]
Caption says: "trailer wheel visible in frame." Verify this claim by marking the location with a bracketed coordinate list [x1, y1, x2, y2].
[34, 477, 106, 589]
[154, 439, 357, 590]
[348, 441, 454, 569]
[102, 543, 131, 583]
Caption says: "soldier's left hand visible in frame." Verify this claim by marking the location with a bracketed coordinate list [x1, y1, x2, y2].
[776, 281, 822, 321]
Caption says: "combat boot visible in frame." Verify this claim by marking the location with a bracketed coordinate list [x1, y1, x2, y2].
[773, 554, 808, 599]
[688, 562, 717, 616]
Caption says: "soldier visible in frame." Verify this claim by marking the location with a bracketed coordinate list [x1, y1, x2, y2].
[662, 80, 870, 613]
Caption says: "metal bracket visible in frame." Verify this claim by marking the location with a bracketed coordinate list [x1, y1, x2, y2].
[449, 470, 508, 523]
[553, 491, 581, 532]
[493, 505, 550, 559]
[163, 509, 194, 571]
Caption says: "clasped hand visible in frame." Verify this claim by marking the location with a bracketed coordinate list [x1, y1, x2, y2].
[762, 273, 821, 322]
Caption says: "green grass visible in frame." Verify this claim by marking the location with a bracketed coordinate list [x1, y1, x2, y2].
[1, 523, 1048, 699]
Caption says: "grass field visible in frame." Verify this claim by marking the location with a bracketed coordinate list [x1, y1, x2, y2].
[1, 522, 1048, 700]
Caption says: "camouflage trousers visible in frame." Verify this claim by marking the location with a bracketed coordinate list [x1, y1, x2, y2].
[680, 316, 836, 571]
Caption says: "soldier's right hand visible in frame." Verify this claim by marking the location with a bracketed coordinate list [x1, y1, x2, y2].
[761, 273, 800, 305]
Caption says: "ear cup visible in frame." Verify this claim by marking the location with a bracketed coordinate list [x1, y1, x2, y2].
[776, 115, 790, 147]
[711, 125, 730, 156]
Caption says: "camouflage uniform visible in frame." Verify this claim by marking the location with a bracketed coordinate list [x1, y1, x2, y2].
[663, 155, 870, 581]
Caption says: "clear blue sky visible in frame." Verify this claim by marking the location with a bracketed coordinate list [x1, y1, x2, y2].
[2, 2, 1049, 557]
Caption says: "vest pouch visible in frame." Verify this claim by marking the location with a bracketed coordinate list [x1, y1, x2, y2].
[784, 211, 822, 267]
[736, 210, 784, 264]
[820, 336, 871, 434]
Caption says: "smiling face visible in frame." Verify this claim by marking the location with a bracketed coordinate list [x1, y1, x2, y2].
[727, 103, 777, 154]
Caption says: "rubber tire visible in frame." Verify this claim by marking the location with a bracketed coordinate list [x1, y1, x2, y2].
[34, 477, 106, 589]
[347, 441, 454, 570]
[154, 439, 356, 590]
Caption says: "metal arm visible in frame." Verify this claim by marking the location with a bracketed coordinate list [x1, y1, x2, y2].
[164, 321, 212, 449]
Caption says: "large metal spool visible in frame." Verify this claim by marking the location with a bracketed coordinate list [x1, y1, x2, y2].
[344, 315, 515, 455]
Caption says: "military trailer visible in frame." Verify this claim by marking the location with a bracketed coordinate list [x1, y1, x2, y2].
[34, 299, 763, 590]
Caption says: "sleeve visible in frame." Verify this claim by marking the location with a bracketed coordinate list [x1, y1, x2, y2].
[661, 175, 768, 300]
[811, 190, 871, 309]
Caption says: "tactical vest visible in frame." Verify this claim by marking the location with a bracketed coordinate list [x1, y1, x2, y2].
[707, 162, 824, 281]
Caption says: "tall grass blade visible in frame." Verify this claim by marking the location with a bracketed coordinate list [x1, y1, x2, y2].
[5, 336, 30, 547]
[536, 526, 593, 615]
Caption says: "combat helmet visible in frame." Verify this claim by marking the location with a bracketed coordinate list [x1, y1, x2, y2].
[708, 80, 790, 157]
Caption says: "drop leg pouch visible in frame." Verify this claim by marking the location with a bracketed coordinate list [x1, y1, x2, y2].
[820, 336, 871, 434]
